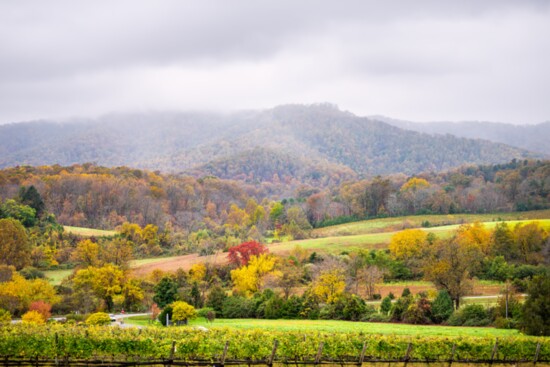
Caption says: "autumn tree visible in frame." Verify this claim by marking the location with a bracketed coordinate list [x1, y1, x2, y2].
[0, 273, 60, 315]
[456, 222, 492, 255]
[423, 237, 480, 309]
[388, 229, 428, 277]
[100, 238, 134, 269]
[227, 241, 268, 266]
[231, 254, 278, 295]
[312, 268, 346, 304]
[28, 300, 52, 321]
[73, 264, 126, 312]
[71, 239, 101, 267]
[491, 222, 518, 261]
[0, 218, 31, 270]
[513, 222, 548, 264]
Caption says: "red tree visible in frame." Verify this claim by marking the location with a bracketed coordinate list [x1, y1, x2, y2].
[227, 241, 268, 266]
[29, 300, 52, 321]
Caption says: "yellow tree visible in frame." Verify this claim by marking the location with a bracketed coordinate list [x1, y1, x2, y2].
[71, 239, 101, 267]
[456, 222, 492, 255]
[73, 264, 126, 311]
[389, 229, 428, 261]
[0, 273, 60, 315]
[313, 269, 346, 304]
[231, 254, 278, 295]
[0, 218, 31, 270]
[423, 236, 482, 309]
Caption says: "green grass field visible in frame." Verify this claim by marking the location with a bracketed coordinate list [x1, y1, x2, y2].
[313, 209, 550, 238]
[63, 226, 117, 237]
[271, 218, 550, 254]
[43, 269, 73, 285]
[125, 316, 520, 337]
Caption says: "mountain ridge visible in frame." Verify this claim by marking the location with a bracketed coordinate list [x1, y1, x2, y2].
[0, 104, 544, 185]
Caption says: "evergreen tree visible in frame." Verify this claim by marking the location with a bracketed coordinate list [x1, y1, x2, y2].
[431, 290, 454, 323]
[18, 186, 45, 218]
[521, 275, 550, 336]
[380, 296, 392, 315]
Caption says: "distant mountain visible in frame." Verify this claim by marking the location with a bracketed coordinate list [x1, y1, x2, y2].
[374, 116, 550, 155]
[0, 104, 543, 185]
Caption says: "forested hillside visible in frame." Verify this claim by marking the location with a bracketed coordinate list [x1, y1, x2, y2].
[0, 105, 541, 182]
[378, 116, 550, 155]
[0, 160, 548, 235]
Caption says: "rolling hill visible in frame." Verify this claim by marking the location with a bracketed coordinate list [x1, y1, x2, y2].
[0, 104, 543, 183]
[375, 115, 550, 155]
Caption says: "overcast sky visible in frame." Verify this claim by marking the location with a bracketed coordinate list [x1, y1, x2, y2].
[1, 1, 549, 125]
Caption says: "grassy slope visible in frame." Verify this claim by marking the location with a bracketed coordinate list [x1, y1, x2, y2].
[63, 226, 117, 237]
[312, 209, 550, 237]
[125, 316, 519, 337]
[269, 218, 550, 254]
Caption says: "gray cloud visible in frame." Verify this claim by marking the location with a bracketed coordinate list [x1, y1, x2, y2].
[0, 0, 549, 124]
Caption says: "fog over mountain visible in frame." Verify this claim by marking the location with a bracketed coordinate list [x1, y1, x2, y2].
[375, 116, 550, 155]
[0, 105, 543, 184]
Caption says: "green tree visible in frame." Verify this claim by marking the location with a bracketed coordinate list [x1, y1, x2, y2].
[431, 290, 454, 323]
[18, 186, 45, 218]
[206, 285, 227, 313]
[0, 218, 31, 270]
[0, 200, 36, 227]
[380, 296, 392, 315]
[153, 277, 178, 308]
[521, 275, 550, 336]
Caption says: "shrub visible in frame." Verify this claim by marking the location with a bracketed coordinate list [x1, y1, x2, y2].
[22, 310, 46, 325]
[65, 313, 87, 323]
[197, 307, 215, 318]
[171, 301, 197, 325]
[86, 312, 111, 326]
[221, 296, 255, 318]
[0, 309, 11, 324]
[19, 267, 45, 280]
[448, 304, 490, 326]
[366, 313, 391, 322]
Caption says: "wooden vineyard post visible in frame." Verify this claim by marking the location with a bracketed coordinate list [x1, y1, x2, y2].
[534, 342, 541, 365]
[268, 340, 278, 367]
[448, 343, 456, 367]
[315, 342, 324, 365]
[358, 342, 367, 366]
[490, 340, 498, 364]
[54, 333, 59, 367]
[403, 343, 412, 367]
[164, 341, 175, 367]
[221, 341, 229, 366]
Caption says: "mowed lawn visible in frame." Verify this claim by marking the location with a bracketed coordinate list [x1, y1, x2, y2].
[126, 316, 520, 337]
